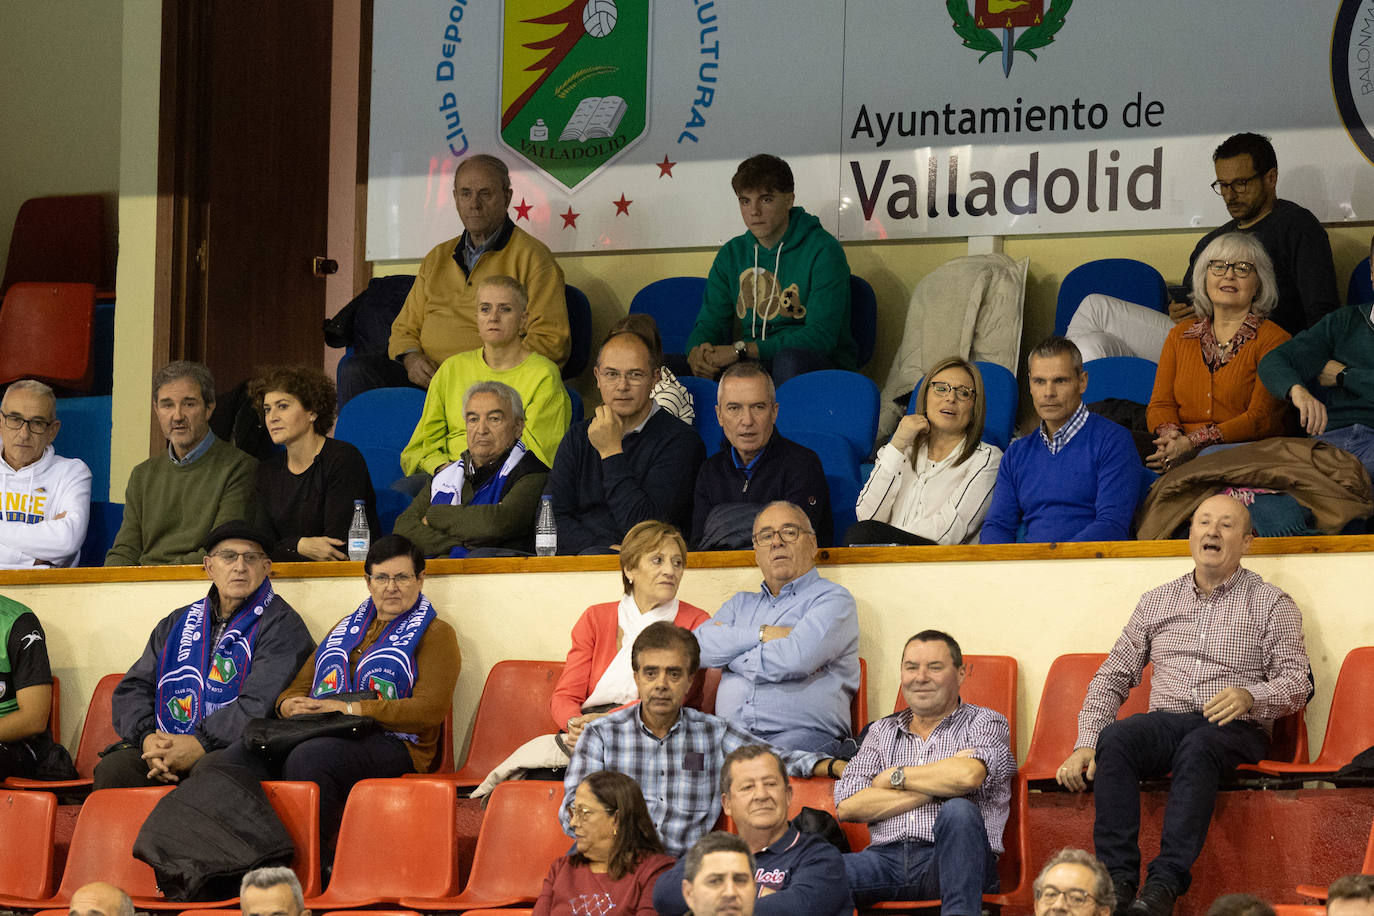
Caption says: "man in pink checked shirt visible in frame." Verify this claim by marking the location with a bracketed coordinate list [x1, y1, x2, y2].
[1056, 493, 1312, 916]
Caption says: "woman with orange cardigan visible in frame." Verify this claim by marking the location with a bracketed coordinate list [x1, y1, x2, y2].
[551, 520, 709, 743]
[1146, 232, 1291, 473]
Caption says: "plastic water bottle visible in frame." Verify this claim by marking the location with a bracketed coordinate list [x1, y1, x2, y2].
[535, 495, 557, 556]
[348, 500, 370, 561]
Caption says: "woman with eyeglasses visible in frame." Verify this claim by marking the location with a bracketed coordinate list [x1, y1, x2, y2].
[469, 521, 706, 798]
[848, 356, 1002, 546]
[204, 534, 458, 861]
[551, 520, 708, 745]
[402, 274, 571, 475]
[249, 365, 377, 562]
[535, 770, 673, 916]
[1146, 232, 1291, 473]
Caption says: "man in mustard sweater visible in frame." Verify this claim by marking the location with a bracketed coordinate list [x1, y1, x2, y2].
[105, 361, 257, 566]
[339, 153, 570, 401]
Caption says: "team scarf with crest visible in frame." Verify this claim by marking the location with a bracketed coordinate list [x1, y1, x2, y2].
[429, 441, 529, 558]
[310, 593, 435, 710]
[154, 577, 275, 734]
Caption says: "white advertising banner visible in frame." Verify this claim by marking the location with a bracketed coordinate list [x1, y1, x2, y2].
[368, 0, 1374, 259]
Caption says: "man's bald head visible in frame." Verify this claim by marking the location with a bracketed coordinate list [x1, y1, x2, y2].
[69, 882, 134, 916]
[1189, 493, 1254, 587]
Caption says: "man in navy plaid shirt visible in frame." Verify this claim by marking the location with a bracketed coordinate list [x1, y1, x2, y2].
[834, 629, 1015, 911]
[561, 621, 845, 857]
[1056, 493, 1311, 916]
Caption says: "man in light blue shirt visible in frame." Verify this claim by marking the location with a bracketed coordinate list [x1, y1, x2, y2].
[694, 500, 860, 755]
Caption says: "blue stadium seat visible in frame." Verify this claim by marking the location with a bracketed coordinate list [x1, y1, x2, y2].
[1348, 256, 1372, 306]
[677, 374, 723, 454]
[92, 301, 114, 395]
[908, 361, 1017, 452]
[776, 370, 879, 465]
[1083, 356, 1158, 405]
[849, 275, 877, 369]
[629, 277, 707, 355]
[782, 428, 859, 546]
[54, 395, 111, 501]
[334, 387, 426, 532]
[1054, 258, 1168, 336]
[565, 385, 583, 425]
[562, 285, 592, 380]
[78, 501, 122, 567]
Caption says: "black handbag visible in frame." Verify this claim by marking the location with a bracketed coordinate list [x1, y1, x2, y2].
[243, 700, 380, 763]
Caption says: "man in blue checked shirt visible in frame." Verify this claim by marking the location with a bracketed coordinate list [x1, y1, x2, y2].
[561, 621, 847, 858]
[835, 629, 1015, 912]
[694, 500, 859, 755]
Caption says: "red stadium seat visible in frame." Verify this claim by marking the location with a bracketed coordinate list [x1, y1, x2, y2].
[0, 789, 57, 899]
[1, 194, 106, 295]
[6, 672, 122, 791]
[0, 282, 97, 390]
[307, 778, 459, 908]
[262, 781, 322, 897]
[1021, 654, 1153, 781]
[0, 786, 172, 910]
[400, 780, 568, 912]
[435, 660, 564, 787]
[1252, 647, 1374, 778]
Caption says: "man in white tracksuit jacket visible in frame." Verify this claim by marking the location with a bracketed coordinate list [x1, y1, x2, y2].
[0, 379, 91, 568]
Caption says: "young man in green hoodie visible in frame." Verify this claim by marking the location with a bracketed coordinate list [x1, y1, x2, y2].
[685, 154, 855, 385]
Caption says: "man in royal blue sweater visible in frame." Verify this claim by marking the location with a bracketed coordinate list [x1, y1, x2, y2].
[980, 337, 1140, 544]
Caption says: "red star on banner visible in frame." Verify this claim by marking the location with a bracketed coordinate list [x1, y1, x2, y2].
[612, 194, 633, 216]
[657, 155, 676, 177]
[513, 199, 533, 221]
[560, 206, 580, 228]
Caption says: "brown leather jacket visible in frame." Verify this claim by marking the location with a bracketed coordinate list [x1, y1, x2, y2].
[1136, 438, 1373, 539]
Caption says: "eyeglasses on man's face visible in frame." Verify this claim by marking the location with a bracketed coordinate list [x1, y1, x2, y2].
[1, 413, 54, 435]
[752, 524, 814, 547]
[1210, 173, 1261, 196]
[1035, 886, 1099, 908]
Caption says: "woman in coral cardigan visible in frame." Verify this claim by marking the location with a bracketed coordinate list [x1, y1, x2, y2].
[551, 520, 709, 743]
[1147, 232, 1291, 473]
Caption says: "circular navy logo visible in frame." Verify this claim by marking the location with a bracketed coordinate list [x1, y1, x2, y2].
[1332, 1, 1374, 165]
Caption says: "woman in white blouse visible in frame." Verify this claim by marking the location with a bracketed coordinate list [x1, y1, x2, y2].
[847, 356, 1002, 546]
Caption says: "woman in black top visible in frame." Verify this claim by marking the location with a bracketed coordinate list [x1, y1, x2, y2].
[249, 366, 377, 561]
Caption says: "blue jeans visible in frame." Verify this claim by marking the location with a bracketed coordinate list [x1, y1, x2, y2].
[842, 797, 998, 912]
[1318, 424, 1374, 481]
[755, 724, 847, 757]
[1092, 711, 1267, 894]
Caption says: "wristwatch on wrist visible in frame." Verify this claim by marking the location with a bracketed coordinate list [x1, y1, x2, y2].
[889, 766, 906, 789]
[758, 624, 767, 643]
[1337, 367, 1349, 388]
[734, 339, 748, 359]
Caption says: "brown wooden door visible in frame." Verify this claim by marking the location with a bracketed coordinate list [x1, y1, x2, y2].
[168, 0, 334, 392]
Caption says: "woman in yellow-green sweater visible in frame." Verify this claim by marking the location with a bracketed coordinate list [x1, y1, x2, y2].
[400, 274, 571, 474]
